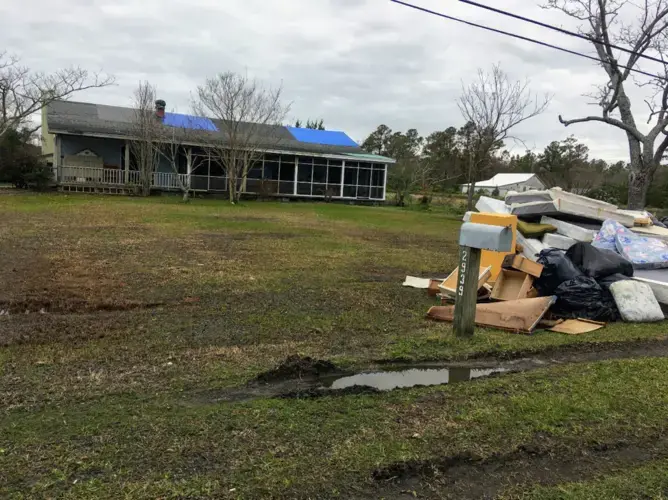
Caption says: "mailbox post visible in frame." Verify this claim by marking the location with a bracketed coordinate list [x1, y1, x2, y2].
[454, 222, 513, 338]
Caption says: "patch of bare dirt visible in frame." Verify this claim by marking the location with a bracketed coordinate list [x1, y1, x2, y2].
[373, 435, 668, 499]
[254, 354, 338, 383]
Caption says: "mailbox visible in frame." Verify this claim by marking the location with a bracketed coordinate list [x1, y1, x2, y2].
[459, 223, 513, 252]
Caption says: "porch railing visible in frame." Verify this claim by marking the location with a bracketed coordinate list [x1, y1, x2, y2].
[57, 166, 227, 192]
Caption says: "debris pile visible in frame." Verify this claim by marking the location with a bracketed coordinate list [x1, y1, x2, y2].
[404, 187, 668, 334]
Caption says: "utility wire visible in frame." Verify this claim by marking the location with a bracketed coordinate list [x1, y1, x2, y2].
[390, 0, 666, 80]
[457, 0, 667, 66]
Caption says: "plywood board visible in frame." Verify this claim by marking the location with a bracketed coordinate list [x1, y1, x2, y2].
[502, 254, 544, 277]
[548, 319, 605, 335]
[439, 266, 492, 296]
[540, 216, 596, 242]
[491, 270, 534, 301]
[469, 213, 518, 282]
[427, 296, 557, 333]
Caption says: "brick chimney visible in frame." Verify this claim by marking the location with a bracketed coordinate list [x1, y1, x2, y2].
[155, 99, 166, 119]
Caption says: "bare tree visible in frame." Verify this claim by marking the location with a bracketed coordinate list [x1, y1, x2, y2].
[129, 81, 194, 200]
[0, 52, 114, 138]
[130, 82, 162, 196]
[194, 72, 290, 203]
[546, 0, 668, 209]
[458, 64, 551, 210]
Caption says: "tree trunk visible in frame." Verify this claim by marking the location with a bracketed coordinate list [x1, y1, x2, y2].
[626, 137, 655, 209]
[228, 176, 235, 203]
[466, 181, 476, 211]
[182, 190, 190, 202]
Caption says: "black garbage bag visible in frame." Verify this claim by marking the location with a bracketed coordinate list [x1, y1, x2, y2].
[535, 248, 583, 296]
[566, 242, 634, 279]
[598, 273, 631, 290]
[552, 276, 620, 322]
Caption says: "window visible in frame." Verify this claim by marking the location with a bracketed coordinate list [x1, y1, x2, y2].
[372, 168, 385, 187]
[328, 166, 342, 185]
[344, 167, 357, 185]
[313, 164, 327, 183]
[247, 160, 263, 179]
[279, 161, 295, 181]
[298, 164, 312, 183]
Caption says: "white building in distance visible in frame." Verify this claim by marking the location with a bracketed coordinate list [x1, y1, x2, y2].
[461, 173, 545, 196]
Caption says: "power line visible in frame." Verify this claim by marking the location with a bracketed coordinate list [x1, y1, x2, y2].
[457, 0, 667, 66]
[389, 0, 666, 80]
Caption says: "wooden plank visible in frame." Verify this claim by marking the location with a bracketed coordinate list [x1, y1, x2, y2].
[439, 265, 492, 296]
[502, 254, 543, 278]
[491, 270, 534, 301]
[548, 319, 605, 335]
[428, 296, 556, 334]
[428, 279, 441, 297]
[453, 246, 482, 338]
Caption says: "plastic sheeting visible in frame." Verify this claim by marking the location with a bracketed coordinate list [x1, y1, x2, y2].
[566, 242, 634, 280]
[163, 113, 217, 131]
[535, 249, 583, 296]
[594, 219, 668, 269]
[286, 126, 358, 147]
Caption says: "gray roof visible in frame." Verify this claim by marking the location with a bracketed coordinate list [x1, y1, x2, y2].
[45, 100, 388, 159]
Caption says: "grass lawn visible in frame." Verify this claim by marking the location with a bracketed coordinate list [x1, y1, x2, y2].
[1, 192, 667, 499]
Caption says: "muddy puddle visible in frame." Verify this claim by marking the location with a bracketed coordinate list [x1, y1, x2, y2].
[323, 366, 508, 391]
[190, 339, 668, 405]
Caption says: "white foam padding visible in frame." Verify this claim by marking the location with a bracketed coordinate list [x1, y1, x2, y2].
[540, 216, 595, 242]
[609, 280, 665, 322]
[543, 233, 577, 250]
[475, 196, 510, 214]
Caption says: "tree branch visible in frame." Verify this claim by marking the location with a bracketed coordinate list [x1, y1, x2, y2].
[558, 113, 645, 141]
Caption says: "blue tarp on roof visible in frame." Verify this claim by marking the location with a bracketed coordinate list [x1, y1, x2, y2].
[285, 126, 358, 147]
[163, 113, 218, 131]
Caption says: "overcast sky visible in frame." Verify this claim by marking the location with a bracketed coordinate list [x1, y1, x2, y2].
[1, 0, 663, 161]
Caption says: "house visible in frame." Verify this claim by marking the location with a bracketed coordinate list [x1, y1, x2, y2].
[460, 173, 545, 196]
[41, 100, 395, 200]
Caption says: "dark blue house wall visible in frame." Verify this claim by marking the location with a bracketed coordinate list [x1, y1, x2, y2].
[61, 136, 125, 168]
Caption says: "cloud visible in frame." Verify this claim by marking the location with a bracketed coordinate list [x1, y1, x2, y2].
[0, 0, 659, 161]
